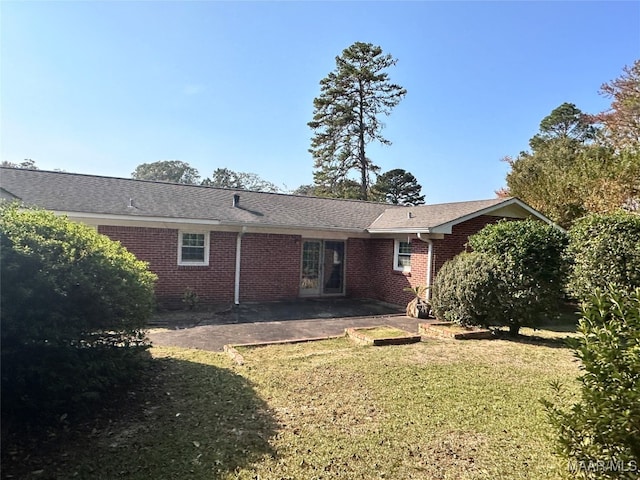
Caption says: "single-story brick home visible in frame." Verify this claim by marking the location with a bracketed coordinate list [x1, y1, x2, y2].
[0, 167, 556, 309]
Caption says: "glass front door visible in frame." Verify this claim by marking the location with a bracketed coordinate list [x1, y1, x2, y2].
[301, 240, 322, 295]
[322, 241, 344, 294]
[300, 240, 345, 296]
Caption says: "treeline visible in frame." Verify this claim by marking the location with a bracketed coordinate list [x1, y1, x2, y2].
[500, 60, 639, 228]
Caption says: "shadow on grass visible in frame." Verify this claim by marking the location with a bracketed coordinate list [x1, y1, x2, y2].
[536, 320, 579, 333]
[493, 330, 575, 349]
[537, 303, 581, 333]
[2, 356, 278, 480]
[536, 320, 580, 335]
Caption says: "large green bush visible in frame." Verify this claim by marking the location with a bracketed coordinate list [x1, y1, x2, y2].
[432, 219, 568, 334]
[567, 212, 640, 302]
[544, 286, 640, 479]
[468, 218, 568, 291]
[1, 205, 157, 418]
[431, 252, 506, 328]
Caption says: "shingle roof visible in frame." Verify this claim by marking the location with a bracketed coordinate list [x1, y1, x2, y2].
[0, 168, 391, 231]
[369, 198, 511, 232]
[0, 168, 536, 233]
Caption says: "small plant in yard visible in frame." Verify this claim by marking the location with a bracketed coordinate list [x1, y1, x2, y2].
[544, 285, 640, 479]
[404, 285, 431, 318]
[182, 286, 200, 310]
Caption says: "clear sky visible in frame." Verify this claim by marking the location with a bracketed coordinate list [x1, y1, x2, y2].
[1, 1, 638, 203]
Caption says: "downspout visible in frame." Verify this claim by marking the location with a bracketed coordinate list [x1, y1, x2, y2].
[234, 227, 246, 305]
[416, 232, 433, 301]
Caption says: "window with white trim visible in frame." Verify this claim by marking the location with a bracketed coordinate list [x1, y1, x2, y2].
[178, 232, 210, 265]
[394, 240, 411, 272]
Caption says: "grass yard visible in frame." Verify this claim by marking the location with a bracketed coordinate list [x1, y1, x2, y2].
[352, 326, 413, 338]
[3, 328, 580, 480]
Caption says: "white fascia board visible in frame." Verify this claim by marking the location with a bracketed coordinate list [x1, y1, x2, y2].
[55, 211, 371, 237]
[428, 199, 517, 234]
[53, 211, 221, 228]
[219, 221, 369, 235]
[226, 225, 369, 239]
[367, 228, 431, 235]
[429, 198, 565, 235]
[506, 199, 565, 232]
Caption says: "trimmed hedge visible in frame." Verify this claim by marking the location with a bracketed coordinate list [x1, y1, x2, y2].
[468, 219, 568, 291]
[1, 205, 157, 419]
[432, 219, 568, 335]
[431, 252, 505, 328]
[567, 211, 640, 302]
[544, 286, 640, 479]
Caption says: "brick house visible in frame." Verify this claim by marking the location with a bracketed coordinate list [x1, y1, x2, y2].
[0, 167, 556, 308]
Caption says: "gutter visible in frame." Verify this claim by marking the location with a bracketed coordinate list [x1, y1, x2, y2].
[234, 227, 246, 305]
[416, 232, 434, 301]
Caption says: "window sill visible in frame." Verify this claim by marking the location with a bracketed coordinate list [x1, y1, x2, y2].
[392, 270, 411, 277]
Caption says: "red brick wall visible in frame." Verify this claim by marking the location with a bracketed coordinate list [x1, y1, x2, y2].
[238, 233, 300, 302]
[363, 238, 428, 306]
[345, 238, 369, 298]
[97, 215, 513, 309]
[360, 216, 512, 307]
[431, 215, 507, 276]
[98, 226, 237, 308]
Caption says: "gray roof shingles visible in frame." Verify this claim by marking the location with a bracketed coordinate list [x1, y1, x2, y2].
[0, 168, 514, 232]
[368, 198, 509, 231]
[0, 168, 392, 231]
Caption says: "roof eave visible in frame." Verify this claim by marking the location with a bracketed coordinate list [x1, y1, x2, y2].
[53, 211, 223, 226]
[367, 228, 432, 234]
[429, 197, 565, 234]
[54, 211, 370, 234]
[220, 220, 369, 234]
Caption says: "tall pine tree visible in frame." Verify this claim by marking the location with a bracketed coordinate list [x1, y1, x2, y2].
[372, 169, 425, 205]
[308, 42, 406, 200]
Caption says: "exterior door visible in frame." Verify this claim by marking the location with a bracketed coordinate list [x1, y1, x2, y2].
[301, 240, 322, 295]
[322, 241, 344, 294]
[300, 240, 345, 296]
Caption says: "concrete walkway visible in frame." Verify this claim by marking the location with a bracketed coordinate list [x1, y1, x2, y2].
[148, 313, 421, 352]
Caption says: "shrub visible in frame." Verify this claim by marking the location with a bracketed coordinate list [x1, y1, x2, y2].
[431, 252, 506, 328]
[544, 286, 640, 479]
[469, 219, 568, 334]
[182, 286, 200, 310]
[1, 205, 157, 419]
[404, 285, 431, 318]
[567, 212, 640, 303]
[432, 219, 568, 335]
[468, 218, 568, 294]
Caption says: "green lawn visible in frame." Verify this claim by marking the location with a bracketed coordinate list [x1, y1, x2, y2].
[3, 329, 580, 480]
[352, 325, 414, 338]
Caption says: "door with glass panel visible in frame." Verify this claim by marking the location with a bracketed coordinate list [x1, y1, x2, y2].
[301, 240, 322, 295]
[322, 241, 345, 294]
[300, 240, 345, 296]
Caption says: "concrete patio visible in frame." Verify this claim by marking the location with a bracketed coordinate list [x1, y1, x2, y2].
[147, 298, 421, 352]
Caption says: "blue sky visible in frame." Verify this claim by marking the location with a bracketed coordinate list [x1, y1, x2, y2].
[2, 1, 638, 203]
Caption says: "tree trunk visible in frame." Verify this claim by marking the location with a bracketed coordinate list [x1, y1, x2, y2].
[358, 82, 368, 200]
[508, 324, 521, 336]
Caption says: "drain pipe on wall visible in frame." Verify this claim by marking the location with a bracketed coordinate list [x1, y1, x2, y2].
[234, 227, 246, 305]
[416, 232, 433, 301]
